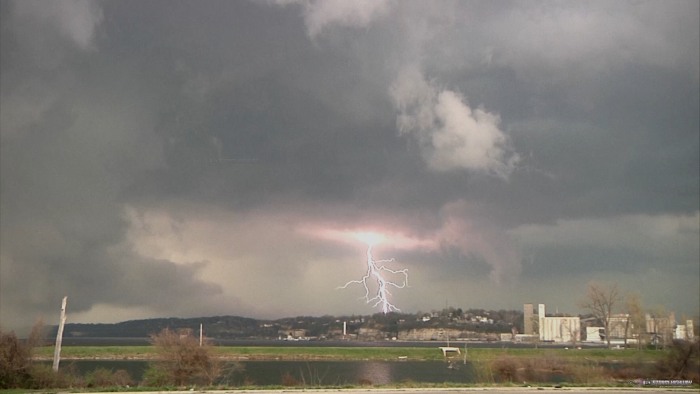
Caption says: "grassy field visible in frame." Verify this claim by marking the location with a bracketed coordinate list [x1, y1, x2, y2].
[32, 344, 668, 363]
[20, 345, 697, 389]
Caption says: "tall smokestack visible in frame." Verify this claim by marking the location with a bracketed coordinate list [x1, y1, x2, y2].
[523, 303, 533, 335]
[538, 304, 546, 341]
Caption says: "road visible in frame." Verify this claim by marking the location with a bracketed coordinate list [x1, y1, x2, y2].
[84, 387, 697, 394]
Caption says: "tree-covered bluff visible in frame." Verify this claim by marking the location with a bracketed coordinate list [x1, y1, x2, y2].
[52, 308, 524, 340]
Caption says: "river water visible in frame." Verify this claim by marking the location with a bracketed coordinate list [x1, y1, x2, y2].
[58, 360, 476, 385]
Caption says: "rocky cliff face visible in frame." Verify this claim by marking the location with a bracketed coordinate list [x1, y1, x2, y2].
[357, 327, 384, 340]
[398, 328, 500, 341]
[398, 328, 463, 341]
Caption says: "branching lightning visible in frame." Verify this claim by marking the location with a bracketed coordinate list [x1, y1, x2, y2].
[339, 232, 409, 313]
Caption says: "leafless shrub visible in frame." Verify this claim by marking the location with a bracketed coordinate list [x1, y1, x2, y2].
[148, 328, 222, 386]
[655, 340, 700, 382]
[281, 371, 300, 386]
[492, 356, 518, 382]
[26, 363, 81, 389]
[565, 360, 610, 385]
[85, 367, 133, 387]
[293, 363, 331, 387]
[0, 330, 32, 388]
[471, 358, 495, 383]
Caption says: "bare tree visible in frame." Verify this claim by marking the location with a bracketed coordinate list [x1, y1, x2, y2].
[624, 293, 645, 349]
[648, 305, 672, 350]
[32, 320, 48, 347]
[579, 281, 621, 349]
[566, 320, 580, 347]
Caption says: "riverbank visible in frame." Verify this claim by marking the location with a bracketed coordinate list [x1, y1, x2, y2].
[3, 386, 699, 394]
[15, 345, 698, 390]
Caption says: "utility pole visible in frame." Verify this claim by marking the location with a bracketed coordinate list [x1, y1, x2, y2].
[52, 296, 67, 372]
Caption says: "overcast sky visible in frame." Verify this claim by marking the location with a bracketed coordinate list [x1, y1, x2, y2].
[1, 0, 698, 332]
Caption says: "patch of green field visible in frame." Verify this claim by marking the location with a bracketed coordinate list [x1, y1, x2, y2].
[33, 346, 156, 360]
[33, 344, 667, 363]
[453, 347, 666, 362]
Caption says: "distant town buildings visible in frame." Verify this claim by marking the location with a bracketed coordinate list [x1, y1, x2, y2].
[608, 314, 631, 338]
[646, 312, 675, 343]
[674, 320, 694, 341]
[523, 302, 697, 345]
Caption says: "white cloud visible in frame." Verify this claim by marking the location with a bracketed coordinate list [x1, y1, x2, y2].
[272, 0, 393, 38]
[13, 0, 103, 50]
[391, 67, 519, 178]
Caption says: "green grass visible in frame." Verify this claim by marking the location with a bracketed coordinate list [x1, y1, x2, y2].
[11, 346, 698, 392]
[33, 345, 157, 360]
[454, 347, 667, 362]
[33, 344, 668, 363]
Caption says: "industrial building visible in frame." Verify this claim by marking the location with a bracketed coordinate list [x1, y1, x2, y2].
[538, 304, 580, 343]
[522, 303, 696, 345]
[522, 303, 580, 343]
[675, 320, 694, 341]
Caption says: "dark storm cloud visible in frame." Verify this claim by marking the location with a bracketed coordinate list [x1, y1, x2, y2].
[0, 0, 233, 326]
[1, 0, 698, 330]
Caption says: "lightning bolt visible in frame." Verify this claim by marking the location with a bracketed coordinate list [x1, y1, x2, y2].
[340, 234, 409, 313]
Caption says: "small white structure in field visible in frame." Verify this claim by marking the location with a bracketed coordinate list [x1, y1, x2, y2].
[439, 346, 461, 357]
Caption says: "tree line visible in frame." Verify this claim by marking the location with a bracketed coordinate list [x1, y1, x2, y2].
[579, 281, 697, 350]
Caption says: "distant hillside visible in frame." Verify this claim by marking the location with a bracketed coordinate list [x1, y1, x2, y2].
[57, 315, 264, 339]
[49, 309, 524, 340]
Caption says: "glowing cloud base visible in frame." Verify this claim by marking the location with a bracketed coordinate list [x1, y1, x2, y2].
[339, 232, 408, 313]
